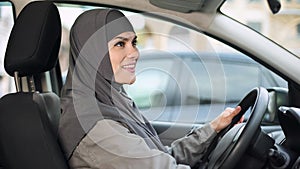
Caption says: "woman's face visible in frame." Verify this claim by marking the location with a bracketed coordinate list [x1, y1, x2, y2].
[108, 31, 139, 84]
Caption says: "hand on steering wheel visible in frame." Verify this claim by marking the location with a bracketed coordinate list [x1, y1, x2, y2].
[210, 106, 242, 133]
[206, 87, 269, 169]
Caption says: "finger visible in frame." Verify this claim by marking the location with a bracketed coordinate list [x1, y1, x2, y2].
[231, 106, 241, 116]
[223, 107, 234, 116]
[239, 115, 245, 123]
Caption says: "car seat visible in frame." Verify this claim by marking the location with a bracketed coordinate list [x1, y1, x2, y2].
[0, 1, 69, 169]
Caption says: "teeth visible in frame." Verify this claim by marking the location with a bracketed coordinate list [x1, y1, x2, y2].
[123, 64, 135, 69]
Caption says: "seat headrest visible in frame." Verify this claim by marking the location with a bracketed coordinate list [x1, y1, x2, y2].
[4, 1, 61, 77]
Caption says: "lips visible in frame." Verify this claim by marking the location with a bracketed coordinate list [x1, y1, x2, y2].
[122, 63, 136, 73]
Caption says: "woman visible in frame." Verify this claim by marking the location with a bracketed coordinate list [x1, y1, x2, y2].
[58, 9, 241, 169]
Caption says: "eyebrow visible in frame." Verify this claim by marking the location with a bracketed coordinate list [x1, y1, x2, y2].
[113, 35, 137, 41]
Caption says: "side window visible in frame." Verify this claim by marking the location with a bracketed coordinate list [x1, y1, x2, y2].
[185, 55, 261, 106]
[55, 3, 288, 123]
[125, 57, 176, 109]
[0, 2, 14, 97]
[177, 53, 263, 123]
[127, 16, 288, 123]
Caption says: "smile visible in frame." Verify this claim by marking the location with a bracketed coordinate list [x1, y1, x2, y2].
[122, 63, 136, 73]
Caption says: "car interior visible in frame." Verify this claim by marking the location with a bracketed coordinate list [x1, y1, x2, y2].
[0, 0, 300, 169]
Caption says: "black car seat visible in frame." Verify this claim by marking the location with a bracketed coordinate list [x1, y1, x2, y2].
[0, 1, 69, 169]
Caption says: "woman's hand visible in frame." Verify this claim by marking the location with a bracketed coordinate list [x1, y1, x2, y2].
[209, 106, 242, 133]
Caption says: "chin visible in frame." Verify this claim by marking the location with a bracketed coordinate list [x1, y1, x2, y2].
[128, 76, 136, 85]
[115, 75, 136, 85]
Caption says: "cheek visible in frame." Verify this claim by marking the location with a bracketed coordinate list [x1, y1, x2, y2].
[109, 51, 123, 74]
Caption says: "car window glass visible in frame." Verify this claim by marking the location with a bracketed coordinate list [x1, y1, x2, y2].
[55, 3, 288, 123]
[0, 1, 14, 97]
[124, 58, 175, 109]
[185, 57, 260, 105]
[261, 67, 288, 87]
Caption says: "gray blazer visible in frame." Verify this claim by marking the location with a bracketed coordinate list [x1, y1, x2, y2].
[68, 119, 216, 169]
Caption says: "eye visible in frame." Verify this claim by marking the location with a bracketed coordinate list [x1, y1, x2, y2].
[115, 41, 125, 47]
[132, 39, 138, 47]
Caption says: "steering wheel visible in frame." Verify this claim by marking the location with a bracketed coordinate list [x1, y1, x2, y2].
[207, 87, 269, 169]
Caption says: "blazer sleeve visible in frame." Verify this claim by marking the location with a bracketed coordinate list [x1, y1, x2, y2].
[169, 123, 217, 167]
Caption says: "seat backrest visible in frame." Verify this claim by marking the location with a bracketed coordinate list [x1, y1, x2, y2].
[0, 1, 69, 169]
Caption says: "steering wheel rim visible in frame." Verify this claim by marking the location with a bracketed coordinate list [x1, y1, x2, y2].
[207, 87, 269, 169]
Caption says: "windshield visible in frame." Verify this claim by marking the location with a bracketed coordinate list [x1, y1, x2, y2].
[221, 0, 300, 57]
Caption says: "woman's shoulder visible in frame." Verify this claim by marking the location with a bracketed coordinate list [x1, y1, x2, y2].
[89, 119, 130, 135]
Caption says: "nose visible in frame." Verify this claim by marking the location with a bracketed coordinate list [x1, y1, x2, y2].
[127, 45, 139, 60]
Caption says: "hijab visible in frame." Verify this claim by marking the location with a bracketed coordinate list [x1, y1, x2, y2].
[58, 9, 166, 159]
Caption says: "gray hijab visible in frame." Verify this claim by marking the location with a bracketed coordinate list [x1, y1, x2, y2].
[58, 9, 166, 159]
